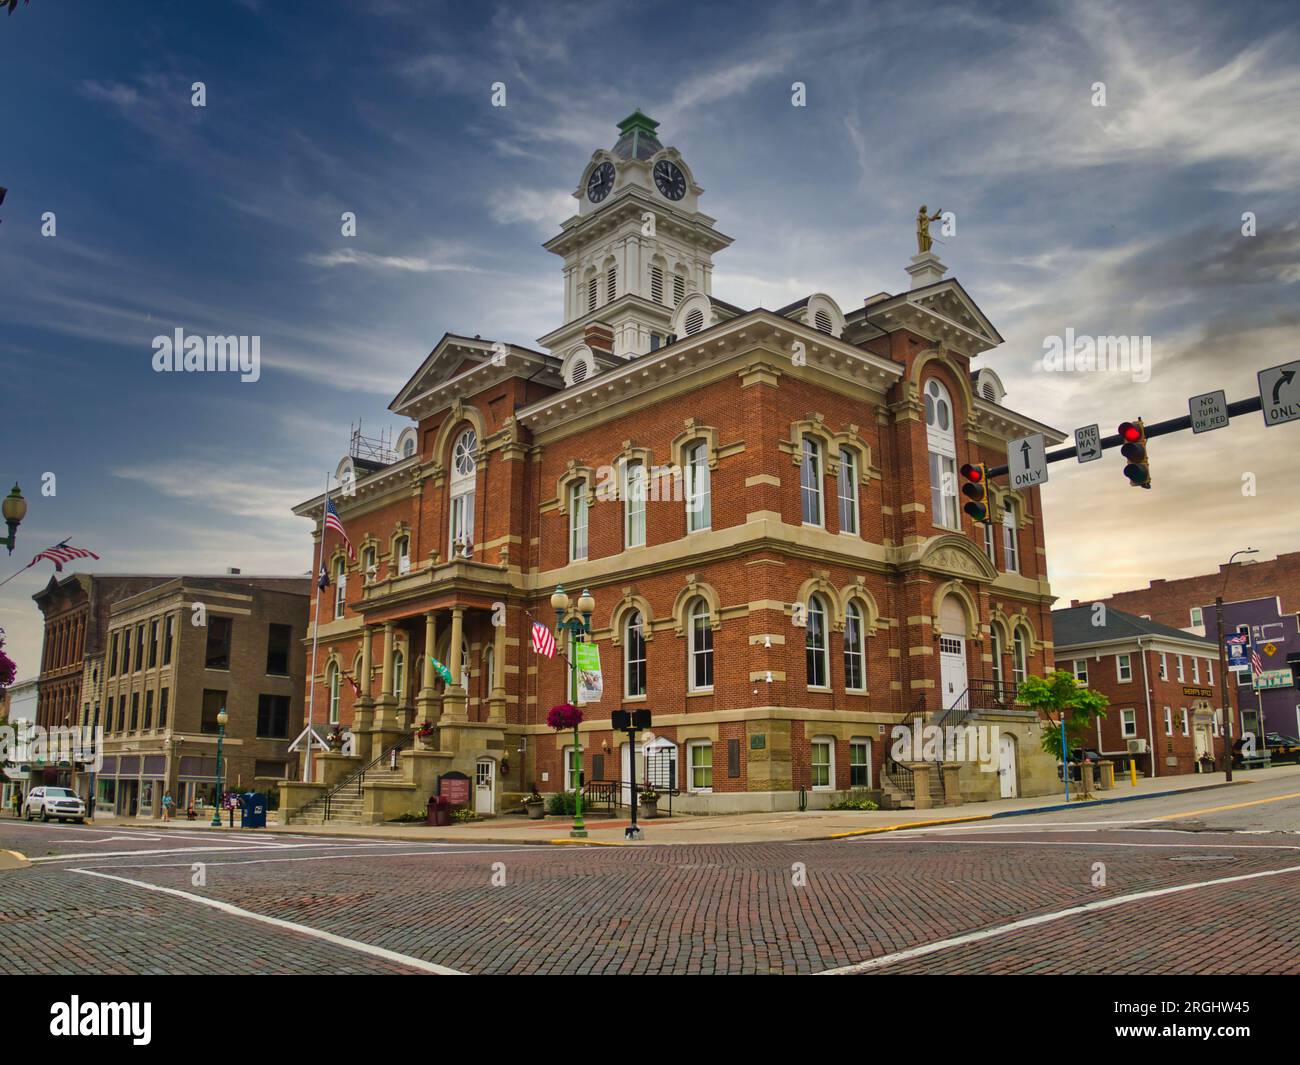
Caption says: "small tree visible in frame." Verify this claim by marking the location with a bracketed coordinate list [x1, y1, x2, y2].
[1017, 670, 1109, 762]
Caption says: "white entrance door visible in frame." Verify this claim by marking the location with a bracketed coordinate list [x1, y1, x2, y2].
[939, 636, 967, 711]
[474, 758, 495, 815]
[998, 734, 1017, 798]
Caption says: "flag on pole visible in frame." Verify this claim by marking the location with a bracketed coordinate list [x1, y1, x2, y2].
[317, 563, 330, 590]
[427, 655, 453, 684]
[323, 498, 356, 561]
[29, 543, 100, 572]
[1249, 637, 1264, 677]
[346, 674, 362, 698]
[531, 620, 556, 659]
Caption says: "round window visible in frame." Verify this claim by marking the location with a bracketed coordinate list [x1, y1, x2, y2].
[453, 430, 477, 476]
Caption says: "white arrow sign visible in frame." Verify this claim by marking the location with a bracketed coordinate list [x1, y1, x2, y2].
[1258, 360, 1300, 427]
[1074, 424, 1102, 463]
[1009, 433, 1048, 488]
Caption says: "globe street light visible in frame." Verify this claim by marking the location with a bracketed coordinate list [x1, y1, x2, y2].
[210, 708, 229, 828]
[2, 484, 27, 555]
[552, 585, 595, 839]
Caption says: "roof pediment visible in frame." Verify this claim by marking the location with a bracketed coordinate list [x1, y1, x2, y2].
[861, 278, 1003, 357]
[388, 334, 557, 420]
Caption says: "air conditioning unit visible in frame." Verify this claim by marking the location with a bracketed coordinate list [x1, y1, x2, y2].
[1127, 738, 1149, 755]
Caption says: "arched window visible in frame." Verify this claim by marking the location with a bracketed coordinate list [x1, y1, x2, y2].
[844, 599, 867, 691]
[361, 545, 377, 583]
[327, 662, 340, 722]
[568, 481, 588, 561]
[688, 598, 713, 691]
[1013, 627, 1029, 684]
[449, 428, 476, 554]
[685, 442, 711, 532]
[837, 447, 859, 535]
[402, 437, 416, 459]
[805, 595, 829, 688]
[625, 610, 646, 697]
[684, 307, 704, 335]
[333, 558, 346, 619]
[394, 534, 410, 574]
[800, 437, 824, 526]
[392, 649, 405, 705]
[624, 461, 646, 548]
[1001, 499, 1019, 573]
[924, 378, 959, 529]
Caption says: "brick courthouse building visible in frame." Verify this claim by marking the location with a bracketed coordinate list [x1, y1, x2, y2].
[283, 112, 1065, 823]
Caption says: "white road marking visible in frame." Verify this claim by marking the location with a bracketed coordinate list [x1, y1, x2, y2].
[70, 867, 464, 975]
[817, 862, 1300, 974]
[96, 847, 539, 870]
[29, 841, 428, 863]
[867, 837, 1300, 851]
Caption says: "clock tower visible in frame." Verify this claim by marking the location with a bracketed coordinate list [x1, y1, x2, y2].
[538, 110, 733, 365]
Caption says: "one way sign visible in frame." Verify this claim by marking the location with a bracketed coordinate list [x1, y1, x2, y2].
[1008, 433, 1048, 488]
[1259, 360, 1300, 427]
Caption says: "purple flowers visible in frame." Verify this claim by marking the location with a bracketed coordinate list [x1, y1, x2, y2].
[546, 703, 583, 731]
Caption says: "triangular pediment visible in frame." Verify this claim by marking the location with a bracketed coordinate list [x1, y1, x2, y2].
[864, 278, 1003, 357]
[389, 333, 493, 412]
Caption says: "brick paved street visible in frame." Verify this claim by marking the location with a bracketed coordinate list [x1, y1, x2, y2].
[1, 780, 1297, 975]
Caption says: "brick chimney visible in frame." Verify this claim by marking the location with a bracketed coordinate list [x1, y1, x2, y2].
[584, 322, 614, 357]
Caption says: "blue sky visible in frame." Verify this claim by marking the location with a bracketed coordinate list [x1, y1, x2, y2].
[2, 0, 1299, 673]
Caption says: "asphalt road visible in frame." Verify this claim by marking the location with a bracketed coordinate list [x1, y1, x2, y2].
[2, 776, 1297, 975]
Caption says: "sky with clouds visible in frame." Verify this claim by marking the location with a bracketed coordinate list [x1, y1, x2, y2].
[1, 0, 1298, 675]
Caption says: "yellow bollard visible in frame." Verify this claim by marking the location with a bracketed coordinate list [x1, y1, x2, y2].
[1129, 760, 1137, 787]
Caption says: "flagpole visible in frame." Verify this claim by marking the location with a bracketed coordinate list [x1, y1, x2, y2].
[303, 474, 329, 784]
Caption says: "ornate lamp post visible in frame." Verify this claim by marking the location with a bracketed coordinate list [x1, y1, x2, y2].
[551, 585, 595, 839]
[2, 485, 27, 554]
[210, 708, 229, 828]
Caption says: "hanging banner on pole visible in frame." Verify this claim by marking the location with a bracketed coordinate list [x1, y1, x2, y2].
[575, 642, 604, 704]
[1224, 632, 1249, 672]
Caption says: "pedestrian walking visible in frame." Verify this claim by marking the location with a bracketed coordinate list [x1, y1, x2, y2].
[161, 792, 174, 822]
[10, 788, 22, 818]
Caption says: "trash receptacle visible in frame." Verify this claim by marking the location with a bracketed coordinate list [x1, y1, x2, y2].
[427, 795, 451, 827]
[1097, 760, 1115, 790]
[240, 791, 268, 829]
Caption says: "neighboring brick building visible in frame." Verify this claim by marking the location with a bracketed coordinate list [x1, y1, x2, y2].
[1078, 551, 1300, 742]
[286, 111, 1067, 822]
[32, 573, 172, 786]
[1054, 606, 1226, 777]
[84, 575, 309, 817]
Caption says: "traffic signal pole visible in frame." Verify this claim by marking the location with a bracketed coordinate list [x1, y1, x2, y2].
[983, 394, 1265, 479]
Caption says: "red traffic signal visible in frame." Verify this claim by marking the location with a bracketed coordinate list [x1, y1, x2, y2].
[960, 462, 990, 522]
[1118, 420, 1150, 489]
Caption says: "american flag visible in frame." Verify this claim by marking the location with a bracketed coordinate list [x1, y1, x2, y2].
[30, 543, 100, 572]
[531, 620, 556, 659]
[346, 674, 362, 698]
[1249, 638, 1264, 677]
[323, 497, 355, 561]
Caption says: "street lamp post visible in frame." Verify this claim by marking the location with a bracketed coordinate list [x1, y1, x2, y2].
[210, 708, 228, 828]
[1216, 548, 1258, 782]
[551, 585, 594, 840]
[2, 484, 27, 554]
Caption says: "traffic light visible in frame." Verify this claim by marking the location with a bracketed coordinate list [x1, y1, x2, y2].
[959, 462, 990, 522]
[1118, 419, 1150, 489]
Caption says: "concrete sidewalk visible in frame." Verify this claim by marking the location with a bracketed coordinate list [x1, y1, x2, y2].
[95, 763, 1300, 845]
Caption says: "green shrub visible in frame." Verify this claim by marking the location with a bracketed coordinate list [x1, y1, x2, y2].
[451, 806, 476, 823]
[830, 791, 879, 811]
[547, 791, 578, 816]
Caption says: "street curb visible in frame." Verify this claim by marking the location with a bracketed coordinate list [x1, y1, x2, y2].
[822, 779, 1242, 840]
[0, 849, 31, 870]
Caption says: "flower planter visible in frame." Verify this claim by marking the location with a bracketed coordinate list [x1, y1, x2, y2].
[524, 801, 546, 820]
[416, 732, 438, 751]
[639, 800, 659, 820]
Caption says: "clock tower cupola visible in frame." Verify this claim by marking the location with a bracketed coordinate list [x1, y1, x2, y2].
[538, 110, 733, 362]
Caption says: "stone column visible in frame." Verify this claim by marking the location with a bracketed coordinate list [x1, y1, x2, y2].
[416, 611, 440, 730]
[352, 625, 376, 763]
[373, 621, 398, 731]
[488, 608, 507, 724]
[440, 606, 468, 723]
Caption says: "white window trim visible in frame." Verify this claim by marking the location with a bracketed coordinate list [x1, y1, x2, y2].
[569, 481, 589, 562]
[837, 449, 859, 535]
[800, 437, 825, 528]
[805, 596, 830, 690]
[1121, 709, 1137, 738]
[685, 442, 711, 533]
[688, 601, 713, 693]
[687, 739, 713, 793]
[1001, 503, 1019, 573]
[1158, 652, 1167, 680]
[844, 601, 867, 693]
[623, 461, 646, 549]
[810, 736, 835, 791]
[1073, 659, 1089, 686]
[1180, 708, 1190, 736]
[1176, 655, 1185, 682]
[1117, 654, 1132, 683]
[624, 611, 646, 699]
[849, 736, 872, 789]
[1163, 707, 1173, 735]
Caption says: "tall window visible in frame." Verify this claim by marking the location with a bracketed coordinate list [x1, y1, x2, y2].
[258, 694, 290, 738]
[361, 545, 377, 581]
[109, 633, 118, 677]
[333, 558, 347, 618]
[564, 745, 580, 792]
[673, 274, 686, 306]
[201, 689, 225, 733]
[800, 437, 824, 526]
[587, 276, 598, 312]
[1118, 654, 1133, 682]
[393, 650, 405, 706]
[144, 690, 154, 730]
[688, 598, 713, 691]
[606, 265, 616, 302]
[1190, 606, 1204, 628]
[625, 610, 646, 697]
[120, 629, 131, 674]
[394, 535, 410, 574]
[810, 737, 834, 789]
[991, 626, 1004, 686]
[844, 600, 866, 691]
[1013, 628, 1028, 684]
[148, 620, 159, 669]
[266, 623, 291, 675]
[134, 623, 145, 671]
[624, 461, 646, 548]
[129, 692, 140, 731]
[105, 696, 115, 734]
[1159, 653, 1167, 680]
[1002, 501, 1019, 572]
[569, 481, 588, 561]
[206, 616, 232, 670]
[688, 740, 712, 792]
[685, 442, 711, 532]
[805, 595, 829, 688]
[326, 663, 340, 722]
[163, 616, 174, 665]
[924, 378, 959, 529]
[983, 520, 996, 564]
[159, 688, 169, 729]
[449, 428, 477, 553]
[850, 738, 872, 787]
[650, 265, 664, 304]
[837, 448, 859, 534]
[1073, 659, 1089, 685]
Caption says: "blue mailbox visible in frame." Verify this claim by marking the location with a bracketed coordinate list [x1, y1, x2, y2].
[240, 791, 267, 829]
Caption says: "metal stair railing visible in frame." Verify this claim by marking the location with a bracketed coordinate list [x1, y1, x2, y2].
[289, 736, 409, 824]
